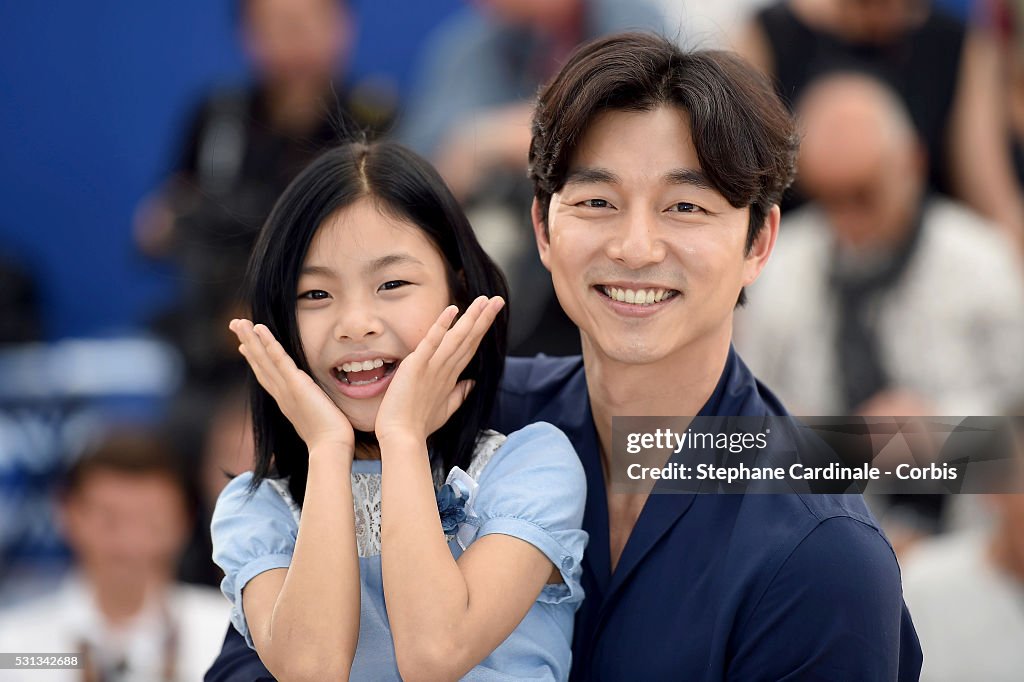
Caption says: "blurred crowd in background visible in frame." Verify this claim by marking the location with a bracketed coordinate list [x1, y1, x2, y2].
[1, 0, 1023, 679]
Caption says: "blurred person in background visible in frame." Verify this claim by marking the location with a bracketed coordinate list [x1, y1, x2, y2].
[735, 71, 1024, 552]
[134, 1, 391, 588]
[398, 0, 663, 356]
[899, 416, 1024, 681]
[735, 0, 1024, 245]
[0, 430, 228, 681]
[736, 71, 1024, 418]
[135, 0, 393, 385]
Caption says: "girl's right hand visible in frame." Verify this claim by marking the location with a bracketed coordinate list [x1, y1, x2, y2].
[229, 319, 355, 457]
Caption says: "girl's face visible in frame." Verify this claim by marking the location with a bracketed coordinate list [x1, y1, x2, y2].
[296, 197, 454, 432]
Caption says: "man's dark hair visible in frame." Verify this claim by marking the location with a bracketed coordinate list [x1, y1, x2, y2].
[245, 141, 510, 507]
[528, 32, 799, 303]
[61, 430, 190, 501]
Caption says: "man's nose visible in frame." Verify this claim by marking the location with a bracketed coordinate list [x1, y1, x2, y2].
[606, 210, 667, 268]
[333, 299, 383, 340]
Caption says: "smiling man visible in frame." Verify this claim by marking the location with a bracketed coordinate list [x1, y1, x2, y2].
[513, 33, 922, 680]
[205, 33, 922, 681]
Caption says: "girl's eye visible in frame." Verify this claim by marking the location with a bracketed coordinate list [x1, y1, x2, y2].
[669, 202, 703, 214]
[298, 290, 329, 300]
[379, 280, 409, 292]
[578, 198, 611, 209]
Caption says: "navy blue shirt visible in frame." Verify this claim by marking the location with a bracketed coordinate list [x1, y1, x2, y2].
[205, 349, 923, 681]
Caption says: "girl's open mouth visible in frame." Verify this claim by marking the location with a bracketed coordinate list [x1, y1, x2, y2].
[333, 359, 398, 386]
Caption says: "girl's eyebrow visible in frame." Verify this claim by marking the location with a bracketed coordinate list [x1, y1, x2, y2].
[300, 264, 337, 277]
[366, 253, 424, 273]
[300, 254, 425, 278]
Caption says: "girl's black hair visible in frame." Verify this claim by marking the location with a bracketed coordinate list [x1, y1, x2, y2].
[244, 141, 509, 506]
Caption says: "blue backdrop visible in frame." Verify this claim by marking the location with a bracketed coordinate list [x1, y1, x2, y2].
[0, 0, 982, 340]
[0, 0, 461, 339]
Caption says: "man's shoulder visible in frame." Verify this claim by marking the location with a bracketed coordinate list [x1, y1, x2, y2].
[723, 493, 898, 607]
[778, 498, 901, 599]
[501, 355, 585, 396]
[493, 355, 586, 435]
[734, 491, 887, 549]
[716, 493, 918, 682]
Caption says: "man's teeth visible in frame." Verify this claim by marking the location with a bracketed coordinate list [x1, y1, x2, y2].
[340, 358, 386, 373]
[601, 286, 673, 305]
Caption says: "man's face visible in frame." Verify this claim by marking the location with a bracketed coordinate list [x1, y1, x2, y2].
[472, 0, 579, 27]
[798, 87, 921, 252]
[800, 149, 914, 252]
[61, 471, 190, 586]
[533, 106, 776, 367]
[244, 0, 348, 85]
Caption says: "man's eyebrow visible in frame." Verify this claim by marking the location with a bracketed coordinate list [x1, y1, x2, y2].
[666, 168, 713, 190]
[564, 167, 620, 186]
[563, 167, 714, 190]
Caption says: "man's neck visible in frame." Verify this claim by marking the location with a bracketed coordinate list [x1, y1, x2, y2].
[584, 327, 733, 472]
[265, 79, 329, 135]
[88, 571, 169, 627]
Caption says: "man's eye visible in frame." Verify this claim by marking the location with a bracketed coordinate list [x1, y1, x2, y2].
[578, 199, 611, 209]
[298, 290, 329, 300]
[669, 202, 703, 214]
[379, 280, 409, 291]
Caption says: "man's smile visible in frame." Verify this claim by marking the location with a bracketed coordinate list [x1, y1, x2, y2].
[596, 284, 680, 306]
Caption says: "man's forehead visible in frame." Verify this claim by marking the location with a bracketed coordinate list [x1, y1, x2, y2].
[801, 140, 886, 197]
[564, 106, 702, 181]
[563, 165, 714, 192]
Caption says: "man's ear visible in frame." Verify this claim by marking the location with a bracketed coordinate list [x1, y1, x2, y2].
[742, 204, 780, 287]
[531, 197, 552, 271]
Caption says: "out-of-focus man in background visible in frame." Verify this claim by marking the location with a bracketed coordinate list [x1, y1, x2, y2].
[136, 0, 391, 384]
[736, 71, 1024, 417]
[132, 1, 388, 592]
[0, 430, 228, 681]
[735, 0, 1024, 244]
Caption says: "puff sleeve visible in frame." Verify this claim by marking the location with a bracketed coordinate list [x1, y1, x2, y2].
[467, 422, 588, 606]
[210, 472, 298, 648]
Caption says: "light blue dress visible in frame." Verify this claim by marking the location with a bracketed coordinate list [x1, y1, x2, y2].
[211, 422, 587, 681]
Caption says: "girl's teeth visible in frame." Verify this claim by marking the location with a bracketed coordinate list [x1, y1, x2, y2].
[341, 358, 387, 372]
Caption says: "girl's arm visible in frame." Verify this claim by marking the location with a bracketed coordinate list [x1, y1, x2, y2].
[379, 434, 560, 682]
[375, 297, 567, 681]
[230, 319, 361, 681]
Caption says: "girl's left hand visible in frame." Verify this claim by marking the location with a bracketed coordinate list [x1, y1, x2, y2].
[375, 296, 505, 445]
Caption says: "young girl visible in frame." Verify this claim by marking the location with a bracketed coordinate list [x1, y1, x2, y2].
[211, 141, 586, 681]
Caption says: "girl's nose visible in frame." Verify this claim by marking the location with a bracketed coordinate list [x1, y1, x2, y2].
[333, 301, 383, 340]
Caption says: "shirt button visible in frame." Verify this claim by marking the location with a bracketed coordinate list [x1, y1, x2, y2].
[561, 556, 575, 571]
